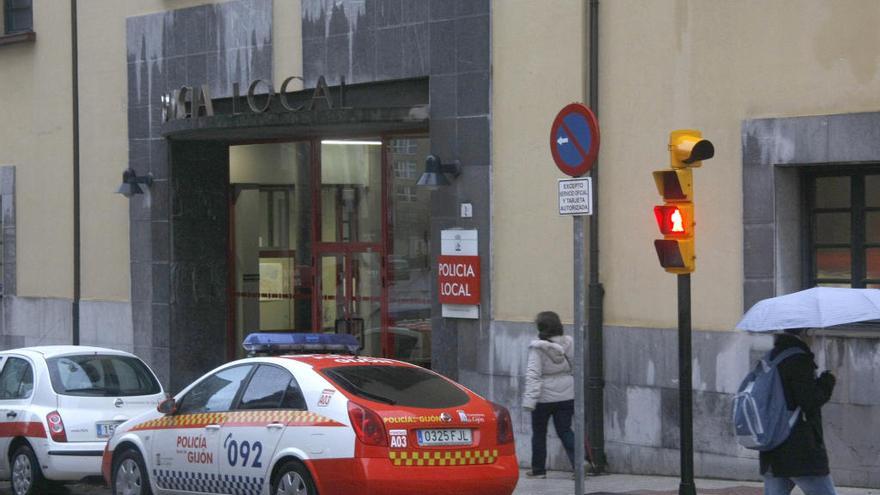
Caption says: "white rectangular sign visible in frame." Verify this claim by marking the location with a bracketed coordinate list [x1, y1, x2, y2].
[558, 178, 593, 216]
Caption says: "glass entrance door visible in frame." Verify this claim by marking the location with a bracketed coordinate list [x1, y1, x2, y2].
[316, 140, 387, 356]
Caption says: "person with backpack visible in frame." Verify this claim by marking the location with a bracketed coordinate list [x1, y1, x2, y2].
[522, 311, 576, 479]
[759, 329, 837, 495]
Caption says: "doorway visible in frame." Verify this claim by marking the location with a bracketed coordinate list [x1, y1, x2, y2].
[228, 137, 432, 365]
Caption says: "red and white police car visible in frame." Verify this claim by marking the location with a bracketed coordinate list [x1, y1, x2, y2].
[0, 346, 165, 495]
[103, 333, 518, 495]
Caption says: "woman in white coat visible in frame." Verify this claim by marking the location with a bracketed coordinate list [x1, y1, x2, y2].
[522, 311, 576, 478]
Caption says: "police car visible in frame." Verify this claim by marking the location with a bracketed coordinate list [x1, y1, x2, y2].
[103, 333, 519, 495]
[0, 346, 165, 495]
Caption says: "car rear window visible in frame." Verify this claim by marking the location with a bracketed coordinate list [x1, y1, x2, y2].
[323, 365, 469, 408]
[47, 355, 161, 397]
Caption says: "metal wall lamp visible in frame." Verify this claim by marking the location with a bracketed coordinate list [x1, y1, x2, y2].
[416, 154, 461, 190]
[116, 168, 153, 198]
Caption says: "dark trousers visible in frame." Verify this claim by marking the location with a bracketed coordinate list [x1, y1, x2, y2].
[530, 399, 575, 474]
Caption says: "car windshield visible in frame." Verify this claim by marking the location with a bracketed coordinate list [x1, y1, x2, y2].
[46, 355, 161, 397]
[323, 365, 469, 408]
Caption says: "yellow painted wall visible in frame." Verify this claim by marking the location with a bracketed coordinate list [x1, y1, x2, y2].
[0, 0, 301, 302]
[492, 0, 880, 331]
[491, 0, 586, 324]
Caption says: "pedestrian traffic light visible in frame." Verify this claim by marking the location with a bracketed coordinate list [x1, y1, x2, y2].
[669, 129, 714, 169]
[653, 129, 712, 274]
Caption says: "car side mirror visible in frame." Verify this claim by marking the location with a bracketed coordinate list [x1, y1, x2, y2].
[157, 397, 177, 415]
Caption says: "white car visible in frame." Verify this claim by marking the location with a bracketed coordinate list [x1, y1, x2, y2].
[0, 346, 165, 495]
[103, 333, 518, 495]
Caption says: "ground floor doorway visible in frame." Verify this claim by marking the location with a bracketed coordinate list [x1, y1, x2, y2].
[229, 136, 432, 366]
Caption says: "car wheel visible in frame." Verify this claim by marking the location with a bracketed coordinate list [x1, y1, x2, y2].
[10, 444, 46, 495]
[112, 449, 153, 495]
[272, 460, 318, 495]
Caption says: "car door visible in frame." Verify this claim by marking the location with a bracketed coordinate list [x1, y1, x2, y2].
[219, 364, 308, 489]
[151, 364, 253, 495]
[0, 356, 35, 479]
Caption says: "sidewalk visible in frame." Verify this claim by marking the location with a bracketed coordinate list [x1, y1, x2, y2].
[513, 470, 880, 495]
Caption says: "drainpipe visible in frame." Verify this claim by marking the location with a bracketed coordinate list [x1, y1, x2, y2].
[586, 0, 606, 472]
[71, 0, 81, 345]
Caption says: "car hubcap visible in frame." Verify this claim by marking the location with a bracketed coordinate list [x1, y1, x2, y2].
[116, 458, 143, 495]
[276, 471, 308, 495]
[12, 454, 32, 495]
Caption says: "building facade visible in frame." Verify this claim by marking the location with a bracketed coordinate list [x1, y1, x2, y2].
[1, 0, 878, 486]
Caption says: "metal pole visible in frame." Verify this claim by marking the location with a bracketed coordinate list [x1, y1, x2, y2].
[71, 0, 81, 346]
[678, 274, 695, 495]
[586, 0, 607, 472]
[573, 216, 586, 495]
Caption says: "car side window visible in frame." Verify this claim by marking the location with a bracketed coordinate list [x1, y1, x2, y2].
[177, 365, 253, 415]
[238, 365, 306, 411]
[0, 358, 33, 400]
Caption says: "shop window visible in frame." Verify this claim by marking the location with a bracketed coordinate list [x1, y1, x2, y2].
[806, 168, 880, 288]
[3, 0, 33, 35]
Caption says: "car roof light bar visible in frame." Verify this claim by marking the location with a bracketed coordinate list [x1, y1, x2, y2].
[242, 332, 361, 356]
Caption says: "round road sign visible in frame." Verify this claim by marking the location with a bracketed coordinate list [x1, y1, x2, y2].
[550, 103, 600, 177]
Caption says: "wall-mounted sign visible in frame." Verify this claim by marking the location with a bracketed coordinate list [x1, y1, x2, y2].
[440, 229, 479, 319]
[160, 75, 350, 122]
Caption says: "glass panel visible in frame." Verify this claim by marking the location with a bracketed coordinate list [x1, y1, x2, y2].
[816, 247, 851, 280]
[320, 254, 345, 332]
[238, 365, 292, 410]
[178, 365, 253, 414]
[867, 212, 880, 243]
[814, 176, 850, 209]
[321, 252, 382, 355]
[814, 212, 850, 244]
[0, 358, 33, 400]
[323, 365, 469, 408]
[388, 137, 431, 367]
[866, 175, 880, 208]
[867, 248, 880, 280]
[230, 143, 312, 357]
[320, 140, 382, 242]
[46, 355, 160, 397]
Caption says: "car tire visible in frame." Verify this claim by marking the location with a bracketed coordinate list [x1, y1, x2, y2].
[10, 444, 47, 495]
[271, 460, 318, 495]
[112, 449, 153, 495]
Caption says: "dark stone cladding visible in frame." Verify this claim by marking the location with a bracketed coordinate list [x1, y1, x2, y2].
[741, 111, 880, 312]
[302, 0, 491, 381]
[125, 0, 272, 390]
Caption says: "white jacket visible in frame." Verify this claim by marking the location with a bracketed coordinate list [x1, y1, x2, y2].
[522, 335, 574, 409]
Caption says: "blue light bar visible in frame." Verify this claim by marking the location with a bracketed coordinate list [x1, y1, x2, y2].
[242, 333, 361, 355]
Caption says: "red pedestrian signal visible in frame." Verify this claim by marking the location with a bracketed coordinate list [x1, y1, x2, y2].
[654, 205, 692, 237]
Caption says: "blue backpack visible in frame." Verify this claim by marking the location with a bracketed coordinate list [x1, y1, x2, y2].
[732, 347, 805, 451]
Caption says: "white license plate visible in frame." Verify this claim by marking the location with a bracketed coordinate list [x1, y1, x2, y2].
[96, 422, 122, 439]
[416, 429, 472, 446]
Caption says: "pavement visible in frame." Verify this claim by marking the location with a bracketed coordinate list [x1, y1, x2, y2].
[0, 471, 877, 495]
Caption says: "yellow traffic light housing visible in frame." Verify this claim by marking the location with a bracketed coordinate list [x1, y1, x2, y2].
[669, 129, 714, 169]
[654, 129, 713, 274]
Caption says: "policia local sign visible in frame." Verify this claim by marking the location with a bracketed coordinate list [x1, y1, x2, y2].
[439, 230, 480, 319]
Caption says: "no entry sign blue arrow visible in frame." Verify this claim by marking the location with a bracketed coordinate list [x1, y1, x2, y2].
[550, 103, 600, 177]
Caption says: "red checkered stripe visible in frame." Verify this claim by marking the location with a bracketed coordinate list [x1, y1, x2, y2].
[131, 410, 342, 431]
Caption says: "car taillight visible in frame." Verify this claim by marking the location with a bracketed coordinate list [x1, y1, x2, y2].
[491, 402, 514, 445]
[47, 411, 67, 443]
[348, 402, 388, 447]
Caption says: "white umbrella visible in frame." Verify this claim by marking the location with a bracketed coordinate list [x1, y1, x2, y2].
[736, 287, 880, 332]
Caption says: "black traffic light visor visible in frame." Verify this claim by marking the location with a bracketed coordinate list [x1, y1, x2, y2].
[682, 140, 714, 164]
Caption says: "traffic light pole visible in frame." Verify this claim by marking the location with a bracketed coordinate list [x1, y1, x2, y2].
[678, 274, 695, 495]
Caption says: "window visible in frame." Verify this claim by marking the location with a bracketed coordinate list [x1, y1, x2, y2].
[238, 365, 306, 410]
[46, 354, 161, 397]
[393, 161, 418, 179]
[322, 365, 469, 408]
[394, 185, 416, 202]
[177, 365, 253, 414]
[390, 139, 417, 155]
[806, 168, 880, 288]
[3, 0, 33, 34]
[0, 357, 33, 400]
